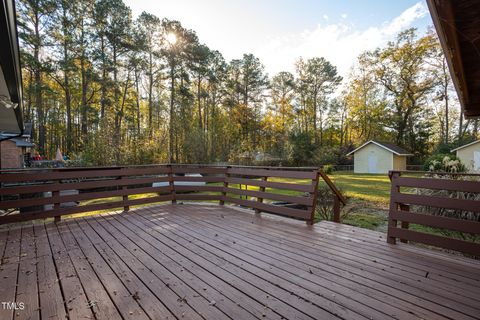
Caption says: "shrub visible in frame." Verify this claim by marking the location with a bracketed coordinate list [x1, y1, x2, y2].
[322, 164, 335, 174]
[423, 154, 466, 173]
[314, 184, 345, 222]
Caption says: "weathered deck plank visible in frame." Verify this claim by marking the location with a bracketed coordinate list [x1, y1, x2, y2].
[111, 211, 345, 320]
[55, 222, 123, 320]
[85, 215, 260, 320]
[14, 224, 39, 320]
[0, 203, 479, 320]
[0, 226, 21, 320]
[33, 223, 68, 320]
[164, 206, 480, 319]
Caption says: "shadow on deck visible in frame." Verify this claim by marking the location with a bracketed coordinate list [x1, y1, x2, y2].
[1, 203, 479, 320]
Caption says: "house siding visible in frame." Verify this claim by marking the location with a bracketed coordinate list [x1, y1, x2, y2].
[392, 154, 407, 171]
[354, 143, 393, 174]
[456, 142, 480, 172]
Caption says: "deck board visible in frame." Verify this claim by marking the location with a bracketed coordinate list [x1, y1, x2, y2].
[113, 213, 342, 320]
[0, 203, 479, 320]
[152, 207, 464, 320]
[0, 226, 22, 320]
[179, 207, 480, 299]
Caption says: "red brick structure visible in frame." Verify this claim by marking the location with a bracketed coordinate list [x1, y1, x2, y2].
[0, 139, 23, 168]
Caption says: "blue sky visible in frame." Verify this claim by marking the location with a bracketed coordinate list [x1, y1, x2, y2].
[125, 0, 432, 77]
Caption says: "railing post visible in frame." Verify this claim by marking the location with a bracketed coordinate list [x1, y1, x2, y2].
[255, 176, 268, 214]
[220, 167, 229, 205]
[168, 165, 176, 204]
[121, 175, 129, 212]
[307, 170, 320, 225]
[52, 187, 61, 223]
[332, 195, 341, 223]
[399, 204, 410, 243]
[387, 171, 401, 244]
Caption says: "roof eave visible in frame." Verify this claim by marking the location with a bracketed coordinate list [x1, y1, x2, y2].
[427, 0, 480, 119]
[0, 0, 24, 134]
[347, 140, 412, 156]
[451, 140, 480, 152]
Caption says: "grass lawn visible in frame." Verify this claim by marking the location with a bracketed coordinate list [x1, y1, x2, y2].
[328, 172, 391, 205]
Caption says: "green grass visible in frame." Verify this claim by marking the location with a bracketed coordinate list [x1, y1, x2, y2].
[266, 172, 392, 205]
[328, 172, 391, 205]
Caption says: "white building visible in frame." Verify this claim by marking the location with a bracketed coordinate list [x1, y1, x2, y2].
[451, 140, 480, 172]
[347, 140, 413, 174]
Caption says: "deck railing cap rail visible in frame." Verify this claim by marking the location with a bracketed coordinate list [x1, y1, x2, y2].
[389, 170, 480, 180]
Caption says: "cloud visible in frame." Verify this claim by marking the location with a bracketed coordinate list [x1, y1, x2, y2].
[383, 2, 428, 35]
[257, 2, 429, 78]
[323, 14, 329, 20]
[341, 13, 347, 19]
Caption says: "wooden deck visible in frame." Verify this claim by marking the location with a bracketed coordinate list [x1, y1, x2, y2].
[1, 204, 479, 320]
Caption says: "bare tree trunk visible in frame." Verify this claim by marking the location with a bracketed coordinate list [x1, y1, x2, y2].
[313, 92, 318, 144]
[134, 67, 141, 135]
[100, 35, 106, 119]
[169, 64, 175, 163]
[197, 76, 202, 129]
[80, 15, 89, 146]
[148, 51, 153, 135]
[34, 15, 45, 155]
[63, 43, 73, 154]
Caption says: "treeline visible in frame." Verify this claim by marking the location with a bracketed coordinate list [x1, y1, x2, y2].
[17, 0, 479, 166]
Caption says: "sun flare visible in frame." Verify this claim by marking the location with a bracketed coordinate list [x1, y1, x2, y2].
[166, 32, 177, 45]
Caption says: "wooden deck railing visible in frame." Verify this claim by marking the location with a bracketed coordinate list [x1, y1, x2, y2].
[388, 171, 480, 256]
[0, 165, 345, 225]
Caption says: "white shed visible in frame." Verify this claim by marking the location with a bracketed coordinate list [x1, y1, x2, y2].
[347, 140, 413, 174]
[451, 140, 480, 172]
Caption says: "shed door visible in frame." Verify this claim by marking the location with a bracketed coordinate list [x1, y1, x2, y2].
[368, 153, 377, 173]
[474, 151, 480, 170]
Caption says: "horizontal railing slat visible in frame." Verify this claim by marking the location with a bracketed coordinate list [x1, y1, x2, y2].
[0, 176, 171, 196]
[174, 186, 223, 192]
[171, 167, 227, 174]
[226, 177, 314, 193]
[0, 186, 171, 210]
[224, 187, 313, 206]
[224, 196, 310, 220]
[394, 176, 480, 193]
[393, 193, 480, 212]
[173, 176, 224, 183]
[0, 168, 124, 183]
[388, 228, 480, 256]
[228, 167, 317, 179]
[0, 166, 171, 183]
[390, 210, 480, 235]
